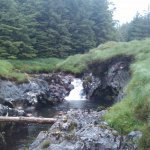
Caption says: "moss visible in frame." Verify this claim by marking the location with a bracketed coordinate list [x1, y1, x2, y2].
[68, 122, 77, 131]
[41, 140, 51, 149]
[65, 133, 75, 141]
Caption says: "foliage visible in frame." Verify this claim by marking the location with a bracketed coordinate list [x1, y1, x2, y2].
[119, 12, 150, 41]
[10, 58, 63, 73]
[0, 0, 116, 58]
[41, 140, 51, 149]
[0, 58, 63, 81]
[0, 60, 27, 82]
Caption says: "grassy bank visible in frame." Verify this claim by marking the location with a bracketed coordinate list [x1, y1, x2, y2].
[0, 58, 63, 82]
[0, 60, 26, 82]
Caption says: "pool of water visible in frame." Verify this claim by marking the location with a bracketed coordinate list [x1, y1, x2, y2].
[5, 100, 99, 150]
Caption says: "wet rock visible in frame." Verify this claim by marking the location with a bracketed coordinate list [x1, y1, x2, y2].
[0, 78, 49, 108]
[0, 73, 73, 110]
[0, 104, 25, 116]
[83, 55, 134, 106]
[29, 109, 137, 150]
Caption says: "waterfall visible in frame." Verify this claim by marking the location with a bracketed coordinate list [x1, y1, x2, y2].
[65, 78, 86, 101]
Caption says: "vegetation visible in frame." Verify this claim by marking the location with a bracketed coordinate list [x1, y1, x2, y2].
[0, 60, 26, 82]
[0, 0, 116, 59]
[119, 12, 150, 41]
[0, 58, 63, 82]
[41, 140, 51, 149]
[10, 58, 63, 73]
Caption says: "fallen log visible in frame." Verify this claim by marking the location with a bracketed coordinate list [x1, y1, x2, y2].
[0, 116, 57, 124]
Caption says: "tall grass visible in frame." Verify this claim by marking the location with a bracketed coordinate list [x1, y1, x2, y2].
[0, 60, 27, 82]
[0, 58, 63, 82]
[10, 58, 63, 73]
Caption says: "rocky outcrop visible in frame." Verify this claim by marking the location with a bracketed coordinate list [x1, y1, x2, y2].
[0, 73, 73, 149]
[83, 55, 134, 106]
[0, 73, 73, 111]
[29, 109, 140, 150]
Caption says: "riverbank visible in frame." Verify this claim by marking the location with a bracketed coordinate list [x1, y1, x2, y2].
[30, 109, 141, 150]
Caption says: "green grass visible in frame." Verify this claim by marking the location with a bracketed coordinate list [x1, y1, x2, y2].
[10, 58, 64, 73]
[0, 58, 63, 82]
[0, 60, 27, 82]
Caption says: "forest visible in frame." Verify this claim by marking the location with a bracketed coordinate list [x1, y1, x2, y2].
[0, 0, 116, 59]
[1, 0, 149, 59]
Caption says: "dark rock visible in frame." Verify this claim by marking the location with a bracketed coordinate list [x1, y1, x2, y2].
[0, 104, 25, 116]
[0, 78, 49, 108]
[0, 73, 73, 110]
[83, 55, 134, 106]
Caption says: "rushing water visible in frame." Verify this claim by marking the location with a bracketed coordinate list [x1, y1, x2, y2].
[65, 78, 86, 101]
[6, 78, 99, 150]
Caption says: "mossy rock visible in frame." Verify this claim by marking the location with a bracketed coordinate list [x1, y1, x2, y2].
[41, 140, 51, 149]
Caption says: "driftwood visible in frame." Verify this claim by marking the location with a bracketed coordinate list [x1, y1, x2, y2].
[0, 116, 57, 124]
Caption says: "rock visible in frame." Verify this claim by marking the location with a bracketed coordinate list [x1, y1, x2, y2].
[29, 109, 137, 150]
[83, 55, 134, 106]
[0, 73, 73, 110]
[0, 104, 25, 116]
[127, 131, 142, 141]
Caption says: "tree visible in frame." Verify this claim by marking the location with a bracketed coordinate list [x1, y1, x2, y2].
[0, 0, 116, 58]
[119, 11, 150, 41]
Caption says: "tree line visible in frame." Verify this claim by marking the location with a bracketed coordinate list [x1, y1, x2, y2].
[118, 11, 150, 41]
[0, 0, 116, 59]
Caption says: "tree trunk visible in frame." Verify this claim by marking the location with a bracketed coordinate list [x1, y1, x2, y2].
[0, 116, 57, 124]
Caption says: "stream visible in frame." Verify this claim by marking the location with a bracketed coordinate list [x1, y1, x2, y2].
[6, 78, 99, 150]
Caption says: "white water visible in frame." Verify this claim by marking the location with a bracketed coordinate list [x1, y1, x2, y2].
[65, 78, 86, 101]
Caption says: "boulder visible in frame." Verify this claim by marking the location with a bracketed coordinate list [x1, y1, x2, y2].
[0, 73, 73, 110]
[83, 55, 134, 106]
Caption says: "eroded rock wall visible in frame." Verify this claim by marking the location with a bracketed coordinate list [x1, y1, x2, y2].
[0, 73, 73, 112]
[83, 55, 134, 105]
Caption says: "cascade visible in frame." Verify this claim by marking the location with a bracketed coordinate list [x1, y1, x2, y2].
[65, 78, 86, 101]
